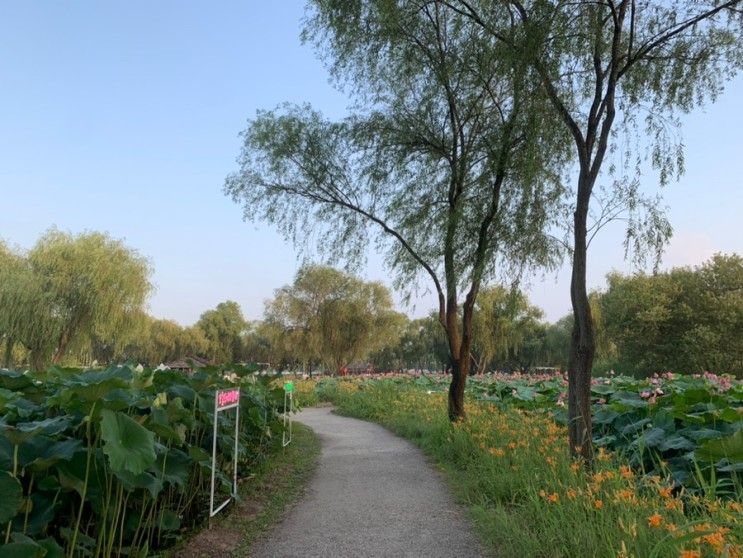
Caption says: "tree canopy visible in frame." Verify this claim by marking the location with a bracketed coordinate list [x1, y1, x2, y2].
[263, 265, 400, 373]
[195, 301, 248, 364]
[226, 0, 569, 418]
[471, 285, 544, 373]
[443, 0, 743, 459]
[0, 230, 152, 369]
[600, 253, 743, 377]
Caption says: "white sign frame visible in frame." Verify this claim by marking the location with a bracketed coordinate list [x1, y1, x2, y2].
[282, 388, 293, 447]
[210, 387, 240, 517]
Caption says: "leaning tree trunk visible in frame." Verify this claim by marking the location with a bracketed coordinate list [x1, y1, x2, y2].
[567, 178, 596, 464]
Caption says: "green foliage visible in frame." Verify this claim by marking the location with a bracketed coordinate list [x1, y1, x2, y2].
[369, 313, 450, 372]
[375, 371, 741, 495]
[601, 254, 743, 377]
[0, 230, 152, 370]
[0, 363, 285, 556]
[264, 265, 400, 372]
[114, 315, 209, 367]
[99, 410, 156, 475]
[196, 301, 248, 364]
[0, 473, 23, 524]
[471, 285, 544, 372]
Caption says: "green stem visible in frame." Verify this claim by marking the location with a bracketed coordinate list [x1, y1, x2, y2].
[22, 472, 34, 534]
[4, 444, 18, 544]
[116, 490, 130, 558]
[96, 461, 114, 558]
[105, 483, 123, 558]
[69, 404, 96, 558]
[129, 495, 150, 555]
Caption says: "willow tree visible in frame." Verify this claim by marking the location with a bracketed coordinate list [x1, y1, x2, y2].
[471, 286, 543, 374]
[0, 241, 19, 366]
[196, 301, 248, 364]
[25, 230, 152, 367]
[226, 0, 569, 419]
[105, 315, 209, 366]
[446, 0, 743, 457]
[263, 266, 399, 373]
[0, 242, 59, 369]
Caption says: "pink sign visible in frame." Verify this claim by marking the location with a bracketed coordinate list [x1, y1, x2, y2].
[216, 388, 240, 410]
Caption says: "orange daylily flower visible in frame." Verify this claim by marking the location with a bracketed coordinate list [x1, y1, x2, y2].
[647, 513, 663, 528]
[658, 486, 673, 498]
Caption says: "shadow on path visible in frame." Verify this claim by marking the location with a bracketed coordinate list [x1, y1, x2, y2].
[250, 407, 485, 558]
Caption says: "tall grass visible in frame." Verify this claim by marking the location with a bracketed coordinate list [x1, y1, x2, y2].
[318, 379, 741, 558]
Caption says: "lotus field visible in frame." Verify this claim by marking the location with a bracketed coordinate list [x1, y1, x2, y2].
[0, 364, 287, 557]
[298, 372, 742, 557]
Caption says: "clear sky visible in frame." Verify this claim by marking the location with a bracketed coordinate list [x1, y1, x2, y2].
[1, 1, 741, 325]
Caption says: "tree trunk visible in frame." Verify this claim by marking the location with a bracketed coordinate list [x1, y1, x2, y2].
[31, 349, 47, 372]
[3, 337, 13, 368]
[447, 296, 477, 421]
[567, 176, 596, 463]
[444, 289, 468, 420]
[448, 356, 468, 420]
[52, 330, 72, 365]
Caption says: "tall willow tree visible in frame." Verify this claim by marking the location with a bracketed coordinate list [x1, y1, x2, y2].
[471, 285, 543, 374]
[1, 241, 59, 369]
[28, 230, 152, 365]
[264, 265, 400, 373]
[0, 230, 152, 369]
[446, 0, 743, 459]
[226, 0, 569, 419]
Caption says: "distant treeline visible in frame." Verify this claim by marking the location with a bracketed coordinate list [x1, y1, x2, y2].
[2, 230, 740, 376]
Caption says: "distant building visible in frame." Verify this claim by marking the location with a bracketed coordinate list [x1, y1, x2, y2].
[161, 355, 212, 373]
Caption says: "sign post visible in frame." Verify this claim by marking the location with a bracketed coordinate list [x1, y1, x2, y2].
[282, 382, 293, 447]
[210, 387, 240, 517]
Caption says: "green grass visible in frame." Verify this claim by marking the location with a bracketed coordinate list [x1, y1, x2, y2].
[321, 380, 741, 558]
[171, 422, 320, 557]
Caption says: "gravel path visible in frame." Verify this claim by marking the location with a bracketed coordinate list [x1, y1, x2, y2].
[250, 407, 486, 558]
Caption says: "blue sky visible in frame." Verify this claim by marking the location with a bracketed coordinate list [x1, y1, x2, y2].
[1, 1, 741, 325]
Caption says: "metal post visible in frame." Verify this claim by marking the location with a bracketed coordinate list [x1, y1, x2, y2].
[233, 398, 239, 496]
[210, 387, 241, 517]
[282, 388, 293, 447]
[210, 390, 218, 516]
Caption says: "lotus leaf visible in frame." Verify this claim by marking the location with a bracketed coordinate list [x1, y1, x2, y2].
[100, 410, 156, 475]
[114, 470, 163, 499]
[0, 471, 23, 523]
[696, 429, 743, 462]
[0, 541, 46, 558]
[37, 538, 64, 558]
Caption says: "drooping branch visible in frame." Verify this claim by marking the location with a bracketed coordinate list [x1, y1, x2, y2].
[620, 0, 742, 77]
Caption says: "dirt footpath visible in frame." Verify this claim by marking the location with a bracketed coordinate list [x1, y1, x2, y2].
[250, 407, 485, 558]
